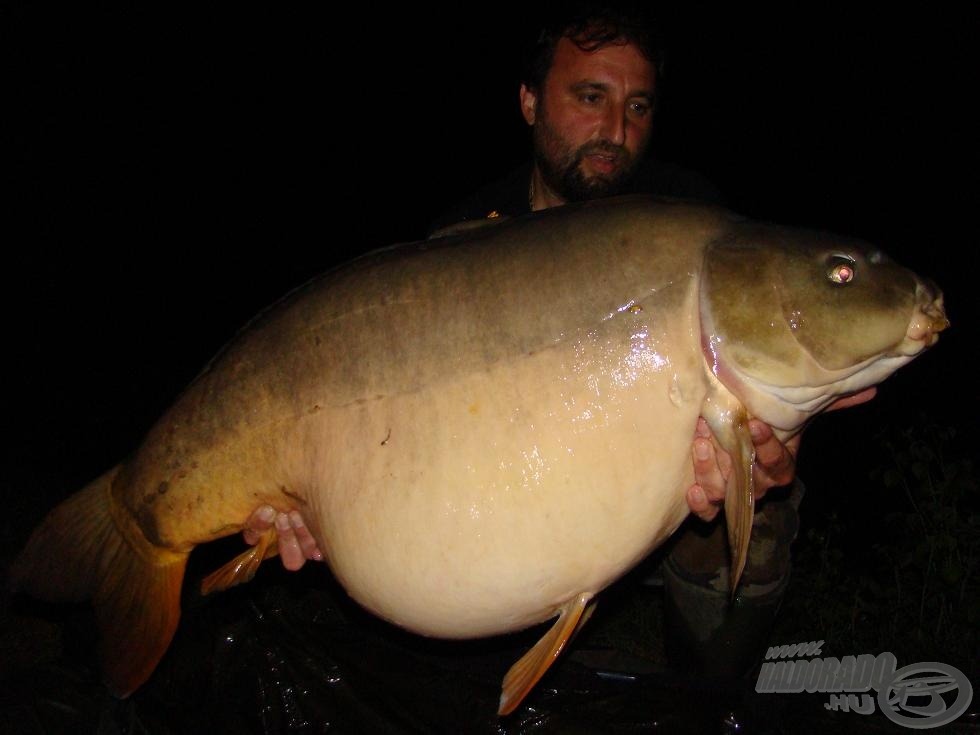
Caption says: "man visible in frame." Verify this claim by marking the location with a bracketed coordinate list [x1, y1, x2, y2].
[427, 8, 805, 682]
[430, 10, 720, 227]
[433, 7, 815, 533]
[249, 4, 874, 682]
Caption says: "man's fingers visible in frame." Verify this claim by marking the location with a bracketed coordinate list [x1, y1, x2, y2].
[749, 421, 785, 470]
[686, 484, 721, 522]
[243, 505, 276, 545]
[288, 511, 323, 562]
[243, 506, 323, 570]
[748, 421, 799, 491]
[686, 418, 731, 520]
[689, 419, 729, 521]
[690, 416, 804, 510]
[692, 436, 727, 504]
[276, 513, 304, 570]
[826, 387, 876, 412]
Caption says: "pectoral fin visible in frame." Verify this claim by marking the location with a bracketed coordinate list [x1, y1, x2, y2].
[200, 526, 279, 595]
[722, 418, 755, 594]
[702, 388, 756, 596]
[498, 593, 594, 716]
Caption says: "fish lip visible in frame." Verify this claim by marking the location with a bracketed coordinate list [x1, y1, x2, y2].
[896, 324, 941, 356]
[906, 284, 948, 344]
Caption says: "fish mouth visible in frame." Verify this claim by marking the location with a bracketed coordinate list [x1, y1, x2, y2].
[901, 280, 948, 352]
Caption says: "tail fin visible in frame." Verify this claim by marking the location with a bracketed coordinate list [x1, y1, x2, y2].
[10, 466, 189, 697]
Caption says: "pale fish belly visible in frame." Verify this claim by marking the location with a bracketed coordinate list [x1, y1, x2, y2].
[303, 300, 707, 639]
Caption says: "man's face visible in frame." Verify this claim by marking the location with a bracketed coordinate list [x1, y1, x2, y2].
[521, 36, 656, 203]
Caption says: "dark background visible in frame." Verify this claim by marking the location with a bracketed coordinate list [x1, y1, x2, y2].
[3, 4, 977, 733]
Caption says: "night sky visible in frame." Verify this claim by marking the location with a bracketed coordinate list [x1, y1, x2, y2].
[2, 4, 976, 728]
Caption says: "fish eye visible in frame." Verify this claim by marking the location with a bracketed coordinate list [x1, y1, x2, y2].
[827, 255, 856, 285]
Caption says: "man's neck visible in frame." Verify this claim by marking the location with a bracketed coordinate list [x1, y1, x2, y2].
[529, 166, 566, 211]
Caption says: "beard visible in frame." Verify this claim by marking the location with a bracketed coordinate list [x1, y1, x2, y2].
[532, 114, 646, 203]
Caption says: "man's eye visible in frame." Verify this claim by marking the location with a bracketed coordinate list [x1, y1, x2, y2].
[630, 101, 651, 116]
[580, 92, 602, 104]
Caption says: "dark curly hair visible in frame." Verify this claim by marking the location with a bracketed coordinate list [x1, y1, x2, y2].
[521, 3, 665, 92]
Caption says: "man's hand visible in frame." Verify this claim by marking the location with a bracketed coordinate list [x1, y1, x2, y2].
[685, 387, 877, 521]
[244, 506, 323, 570]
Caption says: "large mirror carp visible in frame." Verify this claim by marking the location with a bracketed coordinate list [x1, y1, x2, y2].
[12, 196, 947, 714]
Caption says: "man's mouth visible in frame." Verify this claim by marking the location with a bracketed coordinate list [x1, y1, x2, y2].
[586, 154, 618, 175]
[580, 147, 625, 177]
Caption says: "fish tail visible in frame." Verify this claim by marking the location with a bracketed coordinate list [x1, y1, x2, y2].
[10, 465, 189, 697]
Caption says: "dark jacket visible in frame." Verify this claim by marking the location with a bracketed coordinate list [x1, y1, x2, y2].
[429, 158, 724, 235]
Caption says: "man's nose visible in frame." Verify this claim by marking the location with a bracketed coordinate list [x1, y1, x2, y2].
[600, 105, 626, 146]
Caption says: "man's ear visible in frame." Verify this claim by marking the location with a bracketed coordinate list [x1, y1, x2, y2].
[519, 84, 538, 126]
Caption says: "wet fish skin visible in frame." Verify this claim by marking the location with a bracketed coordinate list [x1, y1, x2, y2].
[11, 196, 946, 713]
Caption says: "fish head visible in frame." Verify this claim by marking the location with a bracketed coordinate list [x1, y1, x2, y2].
[700, 222, 947, 433]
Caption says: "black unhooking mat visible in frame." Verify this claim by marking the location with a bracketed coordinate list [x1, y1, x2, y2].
[2, 536, 781, 735]
[3, 533, 977, 734]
